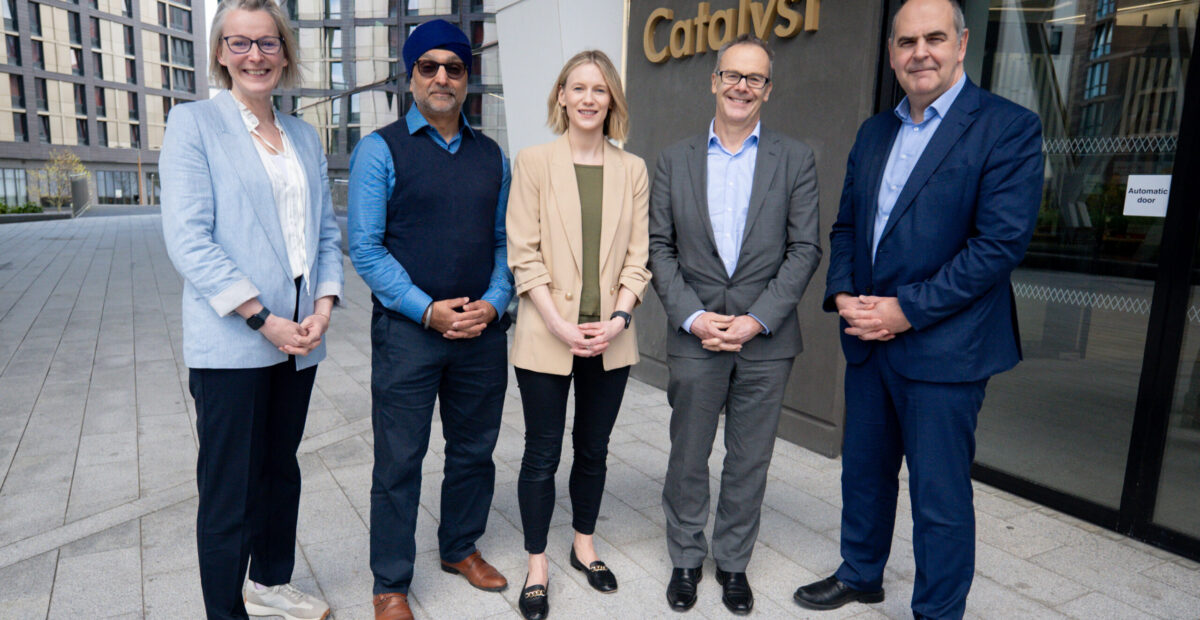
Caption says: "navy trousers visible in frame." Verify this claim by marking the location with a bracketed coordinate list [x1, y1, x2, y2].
[368, 308, 508, 595]
[190, 361, 317, 620]
[835, 349, 987, 620]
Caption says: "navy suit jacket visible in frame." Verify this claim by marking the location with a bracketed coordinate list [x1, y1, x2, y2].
[823, 79, 1044, 383]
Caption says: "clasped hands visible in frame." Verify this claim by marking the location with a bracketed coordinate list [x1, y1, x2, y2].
[548, 315, 625, 358]
[692, 312, 762, 352]
[261, 312, 329, 356]
[427, 297, 498, 339]
[835, 293, 911, 341]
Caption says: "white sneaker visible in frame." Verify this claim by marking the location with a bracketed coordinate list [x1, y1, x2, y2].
[242, 581, 331, 620]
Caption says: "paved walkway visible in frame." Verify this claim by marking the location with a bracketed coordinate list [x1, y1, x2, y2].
[0, 214, 1198, 619]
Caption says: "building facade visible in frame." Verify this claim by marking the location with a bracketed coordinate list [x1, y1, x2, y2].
[0, 0, 206, 207]
[274, 0, 507, 184]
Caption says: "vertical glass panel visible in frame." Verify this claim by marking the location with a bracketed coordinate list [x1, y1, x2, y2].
[971, 0, 1196, 508]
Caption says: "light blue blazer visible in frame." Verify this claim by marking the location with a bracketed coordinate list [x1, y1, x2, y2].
[160, 90, 344, 371]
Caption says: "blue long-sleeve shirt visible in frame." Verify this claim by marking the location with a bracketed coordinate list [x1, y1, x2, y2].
[347, 105, 514, 323]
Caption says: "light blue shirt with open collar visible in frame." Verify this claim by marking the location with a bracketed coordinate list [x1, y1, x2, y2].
[347, 105, 513, 324]
[682, 120, 769, 335]
[872, 73, 967, 261]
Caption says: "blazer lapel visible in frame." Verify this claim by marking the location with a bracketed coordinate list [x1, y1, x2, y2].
[598, 140, 625, 276]
[686, 134, 719, 252]
[739, 132, 780, 246]
[549, 134, 583, 276]
[877, 82, 981, 248]
[212, 91, 291, 276]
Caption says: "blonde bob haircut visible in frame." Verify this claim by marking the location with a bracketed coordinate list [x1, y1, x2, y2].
[547, 50, 629, 141]
[209, 0, 302, 90]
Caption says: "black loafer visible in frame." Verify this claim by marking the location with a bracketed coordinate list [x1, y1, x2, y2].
[793, 575, 884, 610]
[666, 566, 702, 611]
[715, 568, 753, 615]
[518, 577, 549, 620]
[569, 547, 618, 593]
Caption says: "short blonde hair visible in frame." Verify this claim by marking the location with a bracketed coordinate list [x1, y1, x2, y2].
[546, 50, 629, 141]
[209, 0, 302, 90]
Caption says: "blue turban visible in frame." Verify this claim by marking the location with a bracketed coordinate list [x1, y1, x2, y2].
[403, 19, 472, 76]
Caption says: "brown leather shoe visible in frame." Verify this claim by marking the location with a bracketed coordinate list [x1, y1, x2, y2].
[373, 592, 413, 620]
[440, 550, 509, 592]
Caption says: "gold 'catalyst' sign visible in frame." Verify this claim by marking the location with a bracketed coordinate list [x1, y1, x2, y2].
[643, 0, 820, 63]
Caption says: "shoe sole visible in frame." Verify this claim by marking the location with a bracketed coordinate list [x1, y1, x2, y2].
[243, 600, 330, 620]
[440, 564, 509, 592]
[793, 590, 885, 610]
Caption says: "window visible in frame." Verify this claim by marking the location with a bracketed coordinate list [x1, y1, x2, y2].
[71, 48, 84, 76]
[95, 86, 106, 116]
[32, 41, 43, 70]
[122, 0, 131, 17]
[96, 170, 139, 203]
[124, 25, 134, 55]
[171, 67, 193, 93]
[162, 95, 172, 119]
[9, 74, 22, 107]
[4, 34, 18, 66]
[1090, 22, 1113, 59]
[92, 51, 102, 79]
[69, 12, 81, 44]
[325, 0, 340, 19]
[76, 118, 88, 145]
[2, 0, 16, 31]
[1096, 0, 1115, 18]
[90, 17, 100, 49]
[168, 5, 190, 32]
[161, 65, 170, 89]
[38, 114, 50, 144]
[349, 93, 360, 123]
[126, 58, 136, 84]
[171, 37, 193, 68]
[1085, 61, 1109, 99]
[159, 34, 169, 62]
[130, 124, 139, 148]
[0, 168, 28, 203]
[330, 61, 344, 88]
[128, 90, 137, 120]
[29, 3, 40, 37]
[157, 1, 166, 27]
[326, 28, 341, 58]
[285, 0, 297, 20]
[34, 77, 46, 111]
[97, 120, 107, 146]
[74, 83, 85, 114]
[11, 112, 25, 142]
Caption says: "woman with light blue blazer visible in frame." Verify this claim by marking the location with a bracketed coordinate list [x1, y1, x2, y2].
[159, 1, 342, 618]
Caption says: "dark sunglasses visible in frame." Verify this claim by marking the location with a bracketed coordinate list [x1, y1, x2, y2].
[414, 59, 467, 80]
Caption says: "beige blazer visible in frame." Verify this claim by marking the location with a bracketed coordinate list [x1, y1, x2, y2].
[507, 134, 652, 375]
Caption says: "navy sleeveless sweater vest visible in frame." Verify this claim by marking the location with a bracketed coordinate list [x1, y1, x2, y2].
[375, 120, 503, 307]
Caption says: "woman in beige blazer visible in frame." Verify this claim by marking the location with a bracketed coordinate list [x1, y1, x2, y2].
[507, 50, 650, 620]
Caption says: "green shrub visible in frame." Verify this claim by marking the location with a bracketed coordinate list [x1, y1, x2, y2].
[17, 202, 42, 213]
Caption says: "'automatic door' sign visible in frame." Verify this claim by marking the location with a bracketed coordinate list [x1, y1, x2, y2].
[1123, 175, 1171, 218]
[643, 0, 821, 63]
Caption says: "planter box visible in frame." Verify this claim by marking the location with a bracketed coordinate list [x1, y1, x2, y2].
[0, 212, 73, 224]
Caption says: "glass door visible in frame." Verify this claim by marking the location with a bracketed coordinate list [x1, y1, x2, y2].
[964, 0, 1197, 511]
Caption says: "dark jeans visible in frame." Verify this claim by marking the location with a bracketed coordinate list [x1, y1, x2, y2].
[190, 361, 317, 620]
[368, 308, 508, 595]
[515, 356, 630, 554]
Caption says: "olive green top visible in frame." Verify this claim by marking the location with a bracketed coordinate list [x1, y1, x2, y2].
[575, 164, 603, 324]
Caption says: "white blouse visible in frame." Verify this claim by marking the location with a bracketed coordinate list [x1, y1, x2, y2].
[235, 96, 309, 288]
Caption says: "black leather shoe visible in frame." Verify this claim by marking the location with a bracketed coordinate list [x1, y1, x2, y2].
[715, 568, 753, 615]
[569, 547, 618, 593]
[518, 577, 549, 620]
[666, 566, 702, 612]
[793, 575, 884, 610]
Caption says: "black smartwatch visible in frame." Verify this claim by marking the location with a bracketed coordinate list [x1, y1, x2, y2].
[610, 310, 632, 330]
[246, 306, 271, 331]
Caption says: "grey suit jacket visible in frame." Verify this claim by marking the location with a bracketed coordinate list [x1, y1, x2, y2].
[648, 129, 821, 360]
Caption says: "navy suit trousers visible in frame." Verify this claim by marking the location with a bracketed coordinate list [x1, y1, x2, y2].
[835, 348, 987, 620]
[368, 308, 507, 595]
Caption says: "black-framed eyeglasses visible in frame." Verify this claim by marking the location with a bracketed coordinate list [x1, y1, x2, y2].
[222, 35, 283, 55]
[716, 70, 770, 89]
[414, 59, 467, 80]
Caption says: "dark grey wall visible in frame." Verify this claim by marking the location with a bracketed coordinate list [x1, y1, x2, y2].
[623, 0, 885, 456]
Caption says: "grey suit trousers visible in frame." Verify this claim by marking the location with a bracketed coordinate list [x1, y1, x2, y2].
[662, 353, 794, 571]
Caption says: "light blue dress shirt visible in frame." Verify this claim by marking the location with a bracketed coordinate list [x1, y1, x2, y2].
[682, 121, 768, 335]
[872, 74, 967, 261]
[347, 105, 514, 324]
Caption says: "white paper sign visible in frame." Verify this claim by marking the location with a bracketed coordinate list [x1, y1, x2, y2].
[1123, 175, 1171, 217]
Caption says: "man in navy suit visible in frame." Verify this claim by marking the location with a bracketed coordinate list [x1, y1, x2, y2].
[792, 0, 1043, 618]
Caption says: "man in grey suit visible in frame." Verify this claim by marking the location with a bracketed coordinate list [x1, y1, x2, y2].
[648, 34, 822, 615]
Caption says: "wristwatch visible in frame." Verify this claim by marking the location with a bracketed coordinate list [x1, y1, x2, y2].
[611, 311, 633, 330]
[246, 306, 271, 331]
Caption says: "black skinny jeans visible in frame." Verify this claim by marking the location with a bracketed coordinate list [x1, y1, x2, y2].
[515, 355, 630, 554]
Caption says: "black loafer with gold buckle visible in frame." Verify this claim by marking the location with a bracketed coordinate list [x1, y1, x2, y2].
[518, 577, 548, 620]
[569, 547, 618, 593]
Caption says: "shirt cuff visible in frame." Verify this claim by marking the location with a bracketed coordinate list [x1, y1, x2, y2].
[209, 278, 261, 317]
[397, 287, 435, 325]
[682, 310, 705, 334]
[314, 281, 343, 305]
[747, 313, 770, 335]
[481, 290, 511, 321]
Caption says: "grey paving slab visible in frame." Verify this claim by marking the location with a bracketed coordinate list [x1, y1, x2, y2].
[0, 215, 1197, 619]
